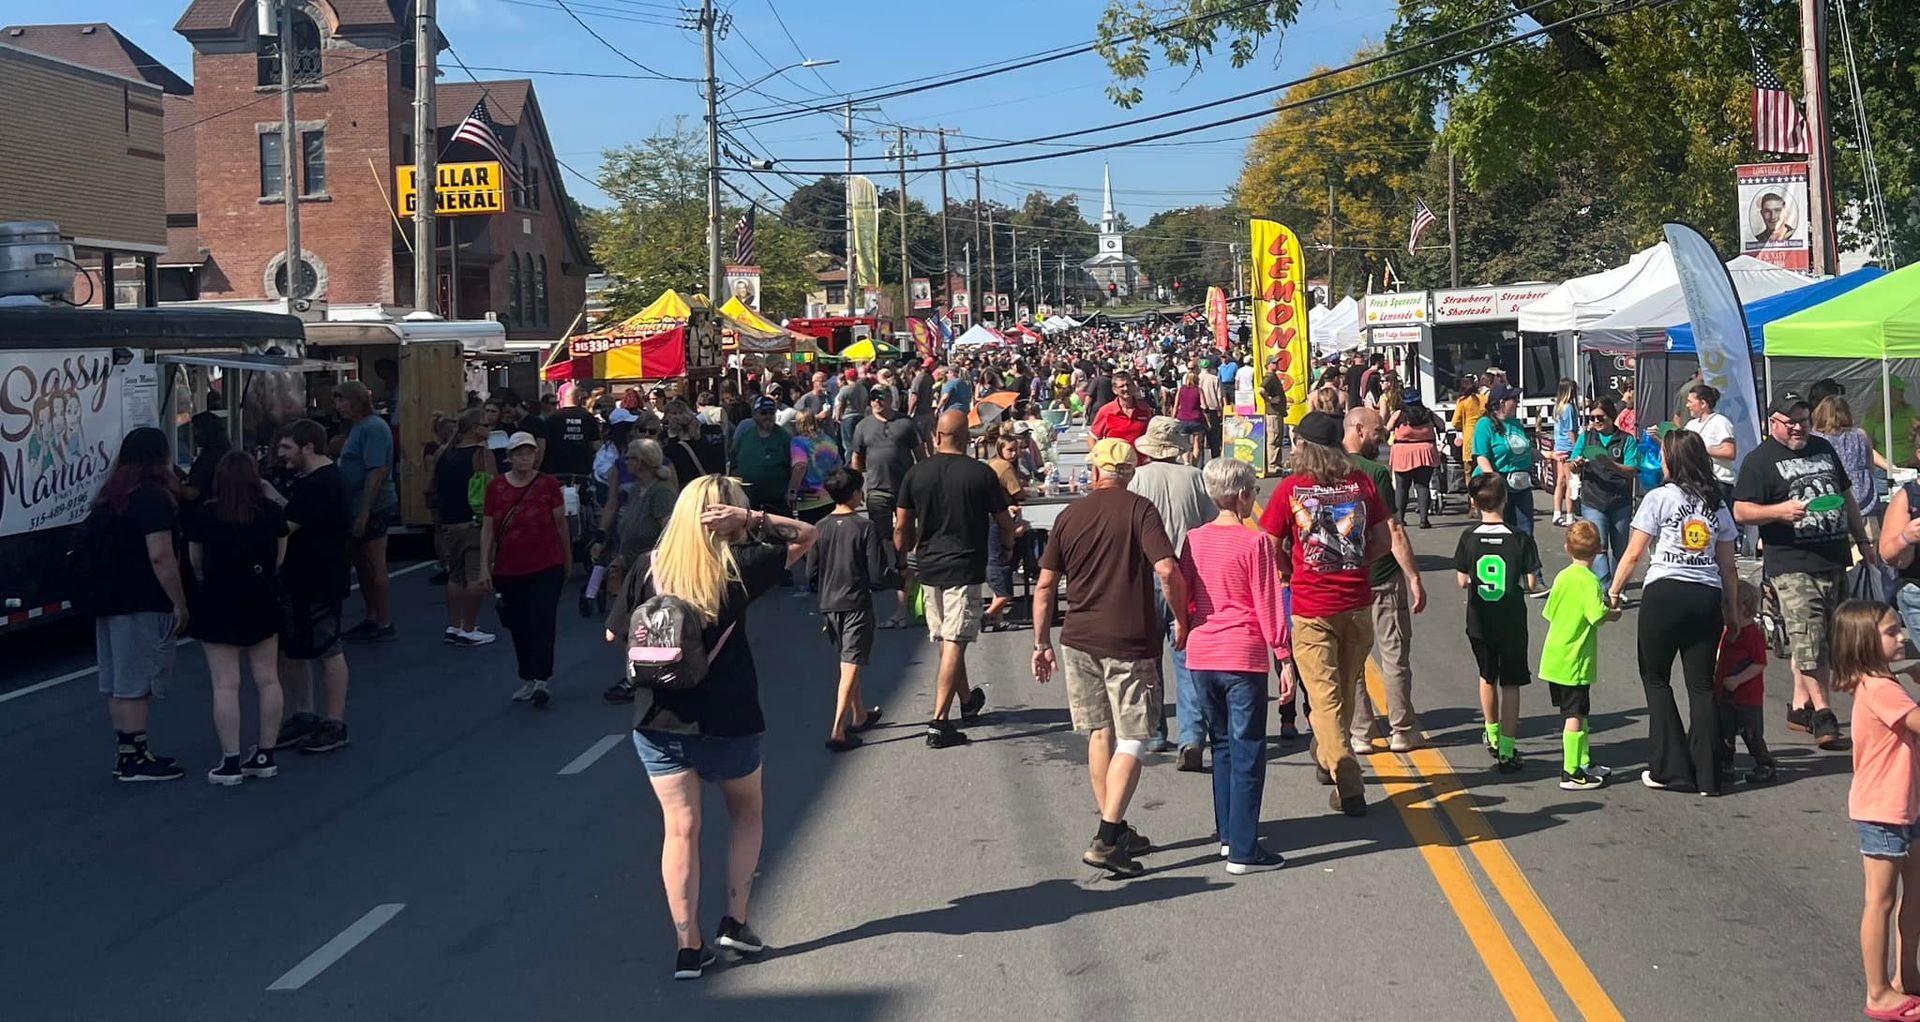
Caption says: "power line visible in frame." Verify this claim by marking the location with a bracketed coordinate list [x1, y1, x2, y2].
[735, 0, 1655, 173]
[493, 0, 682, 28]
[762, 0, 837, 93]
[164, 40, 409, 135]
[538, 0, 683, 79]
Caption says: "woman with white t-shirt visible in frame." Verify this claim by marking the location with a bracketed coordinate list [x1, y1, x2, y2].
[1605, 430, 1742, 795]
[1682, 384, 1739, 500]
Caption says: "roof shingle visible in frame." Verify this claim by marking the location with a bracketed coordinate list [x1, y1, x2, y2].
[175, 0, 408, 34]
[0, 23, 191, 94]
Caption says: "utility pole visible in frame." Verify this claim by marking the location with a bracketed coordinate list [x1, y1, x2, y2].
[962, 242, 971, 321]
[895, 126, 910, 334]
[700, 0, 724, 304]
[1800, 0, 1837, 275]
[1325, 177, 1337, 295]
[1009, 224, 1019, 318]
[411, 0, 435, 315]
[1230, 242, 1241, 298]
[1447, 150, 1460, 288]
[937, 129, 951, 312]
[971, 167, 983, 326]
[1033, 244, 1042, 307]
[842, 101, 857, 314]
[262, 0, 303, 315]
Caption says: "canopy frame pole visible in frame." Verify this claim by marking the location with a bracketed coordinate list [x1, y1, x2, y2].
[1885, 359, 1895, 467]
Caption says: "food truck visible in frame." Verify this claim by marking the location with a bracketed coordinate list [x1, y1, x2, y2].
[1365, 284, 1565, 421]
[0, 298, 327, 633]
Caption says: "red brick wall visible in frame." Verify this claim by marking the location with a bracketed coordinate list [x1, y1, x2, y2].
[191, 40, 410, 303]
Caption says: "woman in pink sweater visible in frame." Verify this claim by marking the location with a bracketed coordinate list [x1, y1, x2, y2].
[1180, 457, 1293, 874]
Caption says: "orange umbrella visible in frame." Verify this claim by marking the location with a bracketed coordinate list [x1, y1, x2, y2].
[968, 389, 1019, 429]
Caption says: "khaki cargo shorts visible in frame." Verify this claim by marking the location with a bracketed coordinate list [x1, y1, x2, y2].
[1774, 568, 1844, 672]
[1061, 645, 1160, 741]
[437, 521, 484, 586]
[924, 583, 981, 644]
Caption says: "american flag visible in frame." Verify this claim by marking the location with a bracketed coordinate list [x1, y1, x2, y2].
[1407, 198, 1437, 254]
[1752, 52, 1810, 154]
[734, 208, 756, 265]
[451, 98, 522, 184]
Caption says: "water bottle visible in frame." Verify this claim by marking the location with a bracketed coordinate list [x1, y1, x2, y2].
[1077, 467, 1092, 493]
[1639, 427, 1663, 489]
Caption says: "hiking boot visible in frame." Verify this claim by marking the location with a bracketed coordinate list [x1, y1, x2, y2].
[673, 944, 717, 980]
[1083, 839, 1144, 877]
[1175, 744, 1204, 772]
[1119, 823, 1153, 855]
[1785, 702, 1813, 733]
[1812, 709, 1842, 748]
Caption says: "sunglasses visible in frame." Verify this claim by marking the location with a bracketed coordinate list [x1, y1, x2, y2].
[1587, 413, 1609, 421]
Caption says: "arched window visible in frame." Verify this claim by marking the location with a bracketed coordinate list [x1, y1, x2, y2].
[520, 253, 534, 326]
[536, 256, 548, 326]
[507, 253, 521, 325]
[258, 5, 323, 87]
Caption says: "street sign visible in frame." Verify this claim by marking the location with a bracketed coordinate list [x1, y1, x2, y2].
[396, 161, 505, 217]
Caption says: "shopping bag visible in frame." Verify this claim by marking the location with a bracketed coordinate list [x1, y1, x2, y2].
[1849, 559, 1899, 606]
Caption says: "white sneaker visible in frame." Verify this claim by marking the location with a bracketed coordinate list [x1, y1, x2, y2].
[461, 628, 497, 645]
[1585, 763, 1612, 777]
[1641, 770, 1674, 789]
[1389, 732, 1422, 754]
[443, 627, 463, 645]
[1220, 843, 1230, 858]
[1349, 739, 1375, 757]
[511, 682, 537, 702]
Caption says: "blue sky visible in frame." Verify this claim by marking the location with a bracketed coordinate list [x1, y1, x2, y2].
[74, 0, 1398, 220]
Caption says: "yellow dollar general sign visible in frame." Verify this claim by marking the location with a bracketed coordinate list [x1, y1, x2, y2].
[396, 161, 504, 216]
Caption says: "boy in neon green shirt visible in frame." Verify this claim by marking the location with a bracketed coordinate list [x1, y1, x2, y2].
[1539, 520, 1621, 790]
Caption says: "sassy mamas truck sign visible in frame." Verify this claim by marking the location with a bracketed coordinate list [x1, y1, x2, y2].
[0, 350, 120, 537]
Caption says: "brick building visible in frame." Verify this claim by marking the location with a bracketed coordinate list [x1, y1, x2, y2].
[167, 0, 591, 338]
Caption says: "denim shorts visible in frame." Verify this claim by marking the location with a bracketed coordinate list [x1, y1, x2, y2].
[631, 729, 762, 781]
[1858, 821, 1917, 859]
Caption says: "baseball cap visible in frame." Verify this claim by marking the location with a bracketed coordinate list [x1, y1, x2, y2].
[1488, 384, 1521, 406]
[1768, 390, 1809, 417]
[1090, 437, 1138, 472]
[868, 384, 894, 405]
[1295, 410, 1342, 448]
[505, 431, 538, 451]
[1403, 390, 1424, 405]
[752, 395, 778, 414]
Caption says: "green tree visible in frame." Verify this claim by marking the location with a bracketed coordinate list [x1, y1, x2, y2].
[1130, 205, 1240, 302]
[591, 121, 817, 319]
[780, 175, 846, 256]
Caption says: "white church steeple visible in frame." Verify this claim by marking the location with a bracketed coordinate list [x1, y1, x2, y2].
[1100, 162, 1117, 236]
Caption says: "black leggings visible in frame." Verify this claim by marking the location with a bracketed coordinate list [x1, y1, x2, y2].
[1394, 466, 1434, 522]
[1637, 579, 1724, 792]
[496, 566, 564, 681]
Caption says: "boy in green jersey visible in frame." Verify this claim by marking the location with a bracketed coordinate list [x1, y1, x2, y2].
[1539, 520, 1621, 790]
[1453, 474, 1542, 772]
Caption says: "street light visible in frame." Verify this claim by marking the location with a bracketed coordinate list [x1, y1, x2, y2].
[726, 58, 839, 100]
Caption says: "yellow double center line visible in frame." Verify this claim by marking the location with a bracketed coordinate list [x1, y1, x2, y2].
[1364, 662, 1626, 1022]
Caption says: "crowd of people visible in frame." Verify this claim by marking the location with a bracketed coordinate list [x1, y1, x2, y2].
[74, 324, 1920, 1008]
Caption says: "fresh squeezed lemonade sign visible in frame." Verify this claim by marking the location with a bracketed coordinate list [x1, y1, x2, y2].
[1250, 218, 1309, 423]
[0, 350, 120, 537]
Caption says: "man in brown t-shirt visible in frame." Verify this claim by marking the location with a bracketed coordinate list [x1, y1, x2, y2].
[1032, 438, 1188, 878]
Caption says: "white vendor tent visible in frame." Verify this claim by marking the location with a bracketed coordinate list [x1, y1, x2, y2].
[951, 323, 1008, 347]
[1517, 242, 1676, 335]
[1577, 256, 1812, 352]
[1309, 296, 1362, 354]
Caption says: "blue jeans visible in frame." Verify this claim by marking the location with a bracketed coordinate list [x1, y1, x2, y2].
[1580, 503, 1633, 587]
[1898, 584, 1920, 656]
[1194, 669, 1268, 861]
[1153, 587, 1202, 748]
[1505, 484, 1535, 538]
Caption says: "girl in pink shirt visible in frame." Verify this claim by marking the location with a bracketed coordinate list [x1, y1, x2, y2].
[1178, 458, 1291, 874]
[1833, 600, 1920, 1021]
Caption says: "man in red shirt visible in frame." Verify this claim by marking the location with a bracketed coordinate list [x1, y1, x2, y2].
[1090, 370, 1153, 448]
[1260, 410, 1390, 816]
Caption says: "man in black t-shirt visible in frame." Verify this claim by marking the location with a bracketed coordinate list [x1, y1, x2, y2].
[895, 410, 1015, 748]
[493, 390, 547, 472]
[1733, 391, 1875, 747]
[544, 390, 600, 478]
[274, 418, 355, 755]
[96, 428, 191, 782]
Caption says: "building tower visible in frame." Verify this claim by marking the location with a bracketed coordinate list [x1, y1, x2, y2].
[1081, 162, 1140, 302]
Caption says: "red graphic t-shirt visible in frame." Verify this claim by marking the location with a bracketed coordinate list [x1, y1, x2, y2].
[484, 473, 568, 577]
[1715, 622, 1767, 708]
[1260, 470, 1387, 618]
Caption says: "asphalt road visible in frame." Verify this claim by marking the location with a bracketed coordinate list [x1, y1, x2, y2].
[0, 507, 1869, 1021]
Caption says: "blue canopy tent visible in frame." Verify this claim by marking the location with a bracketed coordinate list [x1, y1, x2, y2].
[1666, 266, 1887, 354]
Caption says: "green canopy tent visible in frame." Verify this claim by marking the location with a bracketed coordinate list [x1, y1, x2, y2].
[1763, 261, 1920, 459]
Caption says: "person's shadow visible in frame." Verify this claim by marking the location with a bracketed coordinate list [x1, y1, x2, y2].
[767, 876, 1227, 958]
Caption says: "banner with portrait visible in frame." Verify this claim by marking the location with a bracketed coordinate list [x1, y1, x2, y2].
[848, 176, 881, 290]
[1737, 162, 1811, 273]
[910, 277, 932, 310]
[1, 350, 122, 537]
[1249, 218, 1309, 422]
[724, 265, 761, 311]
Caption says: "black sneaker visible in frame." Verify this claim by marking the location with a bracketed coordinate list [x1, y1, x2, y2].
[1332, 790, 1369, 817]
[1559, 769, 1603, 791]
[1119, 823, 1153, 855]
[959, 687, 987, 724]
[1226, 846, 1287, 875]
[274, 712, 322, 750]
[207, 757, 244, 787]
[241, 747, 277, 779]
[673, 944, 717, 980]
[1083, 838, 1144, 877]
[1812, 709, 1842, 749]
[1745, 763, 1778, 785]
[116, 751, 184, 783]
[603, 679, 637, 704]
[530, 681, 551, 708]
[341, 620, 396, 643]
[926, 722, 972, 749]
[1485, 735, 1500, 761]
[1785, 702, 1813, 733]
[298, 720, 349, 754]
[1176, 744, 1204, 772]
[715, 916, 765, 955]
[1496, 753, 1524, 774]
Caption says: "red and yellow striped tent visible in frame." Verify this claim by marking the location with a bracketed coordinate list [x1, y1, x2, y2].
[544, 289, 694, 382]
